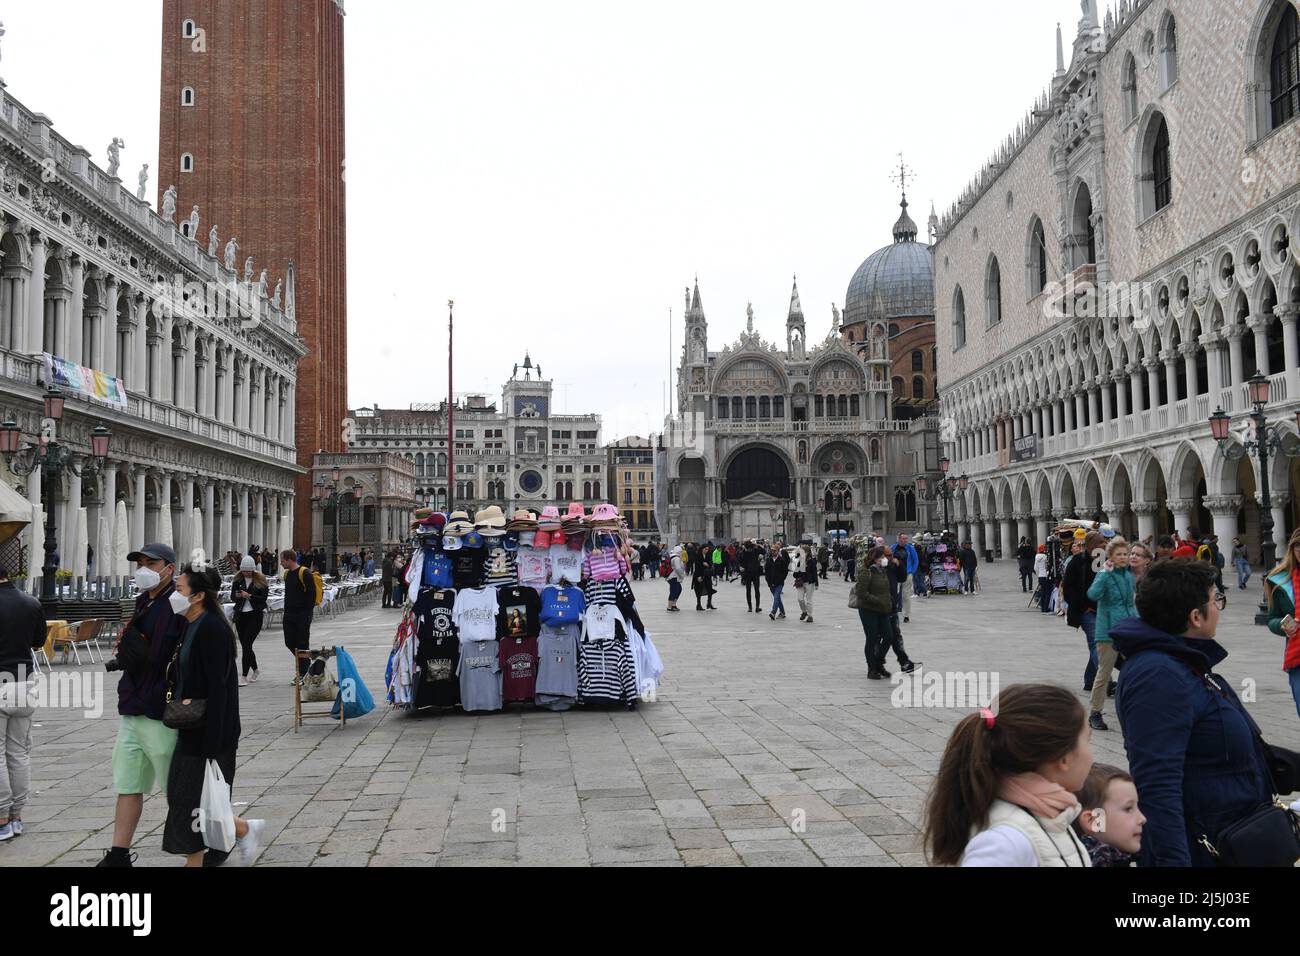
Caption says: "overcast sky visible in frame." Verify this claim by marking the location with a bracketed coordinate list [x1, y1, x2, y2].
[5, 0, 1086, 442]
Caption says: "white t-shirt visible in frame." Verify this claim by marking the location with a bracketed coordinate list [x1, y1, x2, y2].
[549, 545, 584, 586]
[516, 548, 550, 588]
[453, 587, 498, 644]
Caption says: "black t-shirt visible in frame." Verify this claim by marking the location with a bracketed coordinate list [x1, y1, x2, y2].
[451, 547, 485, 590]
[414, 587, 459, 708]
[496, 585, 542, 639]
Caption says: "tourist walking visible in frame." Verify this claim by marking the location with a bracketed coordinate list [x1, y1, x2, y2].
[381, 552, 394, 608]
[794, 544, 818, 623]
[817, 544, 829, 581]
[0, 563, 46, 842]
[1085, 538, 1137, 731]
[281, 550, 319, 683]
[230, 556, 268, 686]
[161, 564, 264, 866]
[765, 544, 789, 620]
[1063, 531, 1104, 694]
[666, 545, 686, 611]
[1265, 529, 1300, 720]
[740, 540, 763, 613]
[391, 553, 406, 606]
[1018, 537, 1035, 593]
[692, 544, 716, 611]
[1034, 545, 1051, 613]
[856, 546, 894, 680]
[1112, 559, 1283, 865]
[923, 683, 1093, 867]
[959, 540, 978, 594]
[1232, 538, 1251, 591]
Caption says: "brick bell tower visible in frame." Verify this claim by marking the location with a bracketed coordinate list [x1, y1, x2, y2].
[157, 0, 348, 545]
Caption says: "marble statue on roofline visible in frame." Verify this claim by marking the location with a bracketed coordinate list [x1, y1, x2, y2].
[161, 184, 177, 222]
[137, 164, 149, 200]
[208, 224, 219, 257]
[188, 205, 200, 240]
[243, 257, 254, 283]
[272, 279, 282, 309]
[224, 237, 238, 272]
[107, 138, 125, 178]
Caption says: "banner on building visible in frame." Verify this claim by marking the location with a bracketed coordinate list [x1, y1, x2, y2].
[1011, 434, 1039, 462]
[43, 354, 128, 409]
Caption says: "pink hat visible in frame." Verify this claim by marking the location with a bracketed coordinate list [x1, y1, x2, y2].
[590, 503, 620, 524]
[564, 501, 586, 521]
[538, 506, 562, 531]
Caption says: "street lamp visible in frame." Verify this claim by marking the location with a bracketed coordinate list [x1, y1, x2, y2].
[1, 386, 112, 614]
[1208, 371, 1300, 625]
[315, 468, 360, 577]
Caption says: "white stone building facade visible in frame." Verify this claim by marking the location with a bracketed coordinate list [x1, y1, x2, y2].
[0, 79, 305, 574]
[935, 0, 1300, 560]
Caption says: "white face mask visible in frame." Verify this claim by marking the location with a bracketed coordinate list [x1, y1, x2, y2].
[134, 567, 161, 591]
[879, 558, 889, 568]
[168, 590, 192, 614]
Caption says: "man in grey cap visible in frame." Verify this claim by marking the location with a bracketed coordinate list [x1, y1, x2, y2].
[98, 543, 184, 867]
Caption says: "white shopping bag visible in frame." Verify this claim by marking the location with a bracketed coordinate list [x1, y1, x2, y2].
[200, 759, 237, 852]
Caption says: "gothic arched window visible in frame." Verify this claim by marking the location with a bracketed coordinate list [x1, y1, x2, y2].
[953, 286, 967, 350]
[985, 256, 1003, 326]
[1122, 53, 1138, 124]
[1027, 218, 1048, 297]
[1270, 2, 1299, 130]
[1139, 112, 1173, 218]
[1158, 12, 1178, 90]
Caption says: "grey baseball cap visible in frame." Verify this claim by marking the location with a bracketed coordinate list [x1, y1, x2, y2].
[126, 543, 178, 565]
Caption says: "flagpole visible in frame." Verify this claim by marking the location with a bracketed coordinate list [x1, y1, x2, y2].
[447, 299, 454, 513]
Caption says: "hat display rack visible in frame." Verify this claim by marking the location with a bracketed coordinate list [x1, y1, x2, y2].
[385, 499, 663, 715]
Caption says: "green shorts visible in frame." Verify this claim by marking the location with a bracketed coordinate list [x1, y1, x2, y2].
[112, 715, 178, 795]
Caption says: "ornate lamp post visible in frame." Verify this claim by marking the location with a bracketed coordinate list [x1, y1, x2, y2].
[315, 465, 362, 578]
[1208, 370, 1300, 625]
[1, 386, 112, 614]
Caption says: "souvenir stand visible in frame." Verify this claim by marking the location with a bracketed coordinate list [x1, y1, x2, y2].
[385, 502, 664, 717]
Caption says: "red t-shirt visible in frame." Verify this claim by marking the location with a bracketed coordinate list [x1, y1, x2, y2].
[499, 636, 538, 703]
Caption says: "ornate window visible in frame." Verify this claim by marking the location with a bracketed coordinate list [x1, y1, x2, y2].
[985, 256, 1002, 326]
[773, 396, 784, 418]
[1027, 218, 1048, 297]
[1271, 3, 1299, 130]
[911, 350, 923, 372]
[717, 397, 729, 419]
[1158, 13, 1178, 89]
[953, 286, 967, 350]
[1138, 112, 1173, 219]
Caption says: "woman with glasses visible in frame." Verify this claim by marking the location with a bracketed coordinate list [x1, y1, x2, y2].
[1264, 530, 1300, 720]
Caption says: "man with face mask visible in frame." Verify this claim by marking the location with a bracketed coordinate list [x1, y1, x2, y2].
[98, 543, 184, 867]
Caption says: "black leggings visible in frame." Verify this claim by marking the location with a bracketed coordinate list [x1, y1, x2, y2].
[235, 610, 263, 676]
[745, 579, 762, 610]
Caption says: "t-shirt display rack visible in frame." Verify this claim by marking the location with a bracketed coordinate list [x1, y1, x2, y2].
[385, 504, 663, 715]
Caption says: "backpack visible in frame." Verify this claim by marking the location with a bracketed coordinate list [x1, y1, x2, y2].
[299, 566, 324, 606]
[1196, 544, 1213, 563]
[659, 558, 672, 578]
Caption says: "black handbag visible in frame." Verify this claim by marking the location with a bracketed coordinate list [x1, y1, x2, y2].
[162, 641, 207, 730]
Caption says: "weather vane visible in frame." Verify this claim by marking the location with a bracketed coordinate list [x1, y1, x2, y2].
[890, 152, 915, 199]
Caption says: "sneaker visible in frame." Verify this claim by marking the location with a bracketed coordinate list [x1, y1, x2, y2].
[867, 670, 885, 680]
[250, 669, 260, 683]
[806, 616, 814, 623]
[778, 611, 786, 619]
[1082, 682, 1094, 693]
[900, 661, 919, 674]
[0, 822, 12, 842]
[234, 819, 266, 864]
[799, 612, 807, 621]
[904, 616, 910, 623]
[96, 847, 136, 867]
[879, 668, 891, 678]
[1089, 712, 1109, 731]
[289, 677, 300, 686]
[10, 819, 22, 836]
[1107, 680, 1117, 698]
[756, 608, 763, 614]
[238, 677, 248, 687]
[202, 848, 231, 867]
[769, 612, 776, 620]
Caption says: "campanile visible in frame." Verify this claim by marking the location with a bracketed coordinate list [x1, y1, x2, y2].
[158, 0, 348, 543]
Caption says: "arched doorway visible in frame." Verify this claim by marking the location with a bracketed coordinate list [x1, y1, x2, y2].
[724, 446, 791, 541]
[677, 457, 707, 543]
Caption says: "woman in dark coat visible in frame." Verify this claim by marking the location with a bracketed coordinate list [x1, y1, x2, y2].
[162, 564, 264, 866]
[855, 546, 894, 679]
[691, 543, 715, 611]
[1062, 531, 1104, 692]
[230, 556, 269, 685]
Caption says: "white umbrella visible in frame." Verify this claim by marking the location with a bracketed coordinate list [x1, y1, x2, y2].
[190, 507, 205, 569]
[158, 502, 173, 551]
[114, 499, 130, 578]
[95, 514, 107, 579]
[71, 507, 89, 579]
[27, 505, 44, 588]
[278, 512, 291, 559]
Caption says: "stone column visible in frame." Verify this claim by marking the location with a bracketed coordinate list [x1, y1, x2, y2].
[101, 275, 118, 376]
[223, 349, 236, 422]
[202, 481, 215, 559]
[68, 256, 84, 365]
[1063, 391, 1076, 433]
[161, 314, 175, 404]
[233, 358, 245, 429]
[1114, 372, 1128, 422]
[999, 515, 1016, 562]
[1225, 325, 1245, 390]
[1017, 512, 1032, 545]
[1034, 510, 1051, 545]
[1099, 377, 1113, 423]
[253, 490, 266, 549]
[220, 483, 233, 558]
[158, 472, 175, 556]
[1167, 498, 1195, 539]
[25, 233, 46, 356]
[205, 343, 218, 419]
[1053, 401, 1064, 435]
[132, 467, 147, 551]
[180, 324, 197, 412]
[285, 383, 296, 446]
[1264, 494, 1288, 553]
[1204, 495, 1243, 555]
[1128, 364, 1144, 417]
[1248, 314, 1271, 378]
[1161, 348, 1179, 404]
[1200, 334, 1222, 398]
[1145, 358, 1162, 410]
[1179, 342, 1199, 398]
[1087, 386, 1099, 428]
[1276, 305, 1299, 382]
[1132, 502, 1159, 546]
[133, 296, 149, 394]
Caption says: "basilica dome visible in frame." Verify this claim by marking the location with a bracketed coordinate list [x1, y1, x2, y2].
[843, 197, 935, 327]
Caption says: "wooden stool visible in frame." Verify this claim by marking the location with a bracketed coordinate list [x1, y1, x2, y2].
[293, 647, 346, 732]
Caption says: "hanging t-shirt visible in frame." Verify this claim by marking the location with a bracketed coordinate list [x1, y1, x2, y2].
[577, 636, 637, 706]
[482, 546, 518, 589]
[452, 546, 486, 590]
[548, 544, 584, 586]
[457, 639, 502, 712]
[496, 585, 542, 639]
[423, 552, 454, 589]
[583, 601, 620, 642]
[583, 547, 628, 582]
[540, 585, 585, 626]
[453, 587, 498, 644]
[536, 624, 579, 701]
[516, 547, 550, 588]
[413, 588, 459, 708]
[498, 636, 538, 703]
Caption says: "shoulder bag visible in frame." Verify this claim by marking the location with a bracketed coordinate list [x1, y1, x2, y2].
[163, 636, 206, 731]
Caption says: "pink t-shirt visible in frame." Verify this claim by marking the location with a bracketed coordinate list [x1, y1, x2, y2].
[516, 548, 550, 588]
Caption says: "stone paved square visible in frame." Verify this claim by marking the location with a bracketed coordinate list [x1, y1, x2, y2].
[3, 570, 1296, 867]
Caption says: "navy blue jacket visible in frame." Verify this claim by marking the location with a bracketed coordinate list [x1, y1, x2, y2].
[1111, 617, 1274, 867]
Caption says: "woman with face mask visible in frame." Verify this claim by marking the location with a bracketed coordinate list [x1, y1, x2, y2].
[161, 564, 264, 867]
[855, 546, 895, 679]
[230, 556, 269, 687]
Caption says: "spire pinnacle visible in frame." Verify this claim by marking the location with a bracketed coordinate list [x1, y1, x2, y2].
[1056, 22, 1065, 74]
[788, 276, 804, 321]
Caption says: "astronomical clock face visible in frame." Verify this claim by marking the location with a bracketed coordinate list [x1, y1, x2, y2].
[514, 396, 548, 418]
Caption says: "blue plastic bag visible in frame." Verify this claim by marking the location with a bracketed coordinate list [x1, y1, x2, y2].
[331, 646, 375, 719]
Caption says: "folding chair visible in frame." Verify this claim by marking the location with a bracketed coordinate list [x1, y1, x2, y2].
[72, 619, 104, 664]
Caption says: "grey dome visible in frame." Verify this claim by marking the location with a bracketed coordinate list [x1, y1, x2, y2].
[844, 198, 934, 326]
